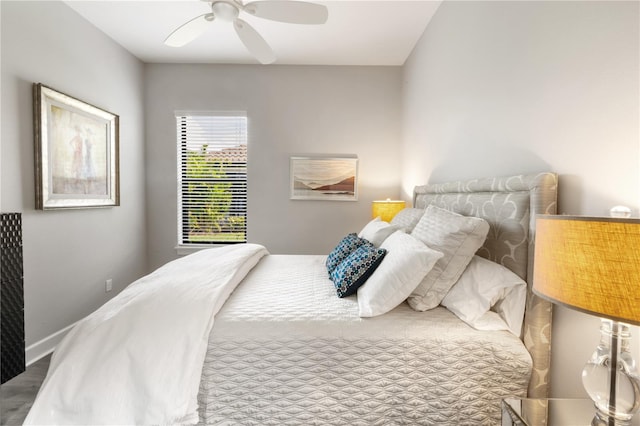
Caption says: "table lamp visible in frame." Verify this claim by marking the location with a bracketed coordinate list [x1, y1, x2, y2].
[371, 199, 405, 222]
[533, 215, 640, 425]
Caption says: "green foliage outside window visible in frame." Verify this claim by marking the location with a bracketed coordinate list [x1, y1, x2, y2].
[183, 144, 245, 242]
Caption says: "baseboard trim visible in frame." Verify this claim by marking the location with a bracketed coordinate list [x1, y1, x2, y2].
[25, 322, 77, 366]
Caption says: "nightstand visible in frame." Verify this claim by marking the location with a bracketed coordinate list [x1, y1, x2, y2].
[501, 398, 640, 426]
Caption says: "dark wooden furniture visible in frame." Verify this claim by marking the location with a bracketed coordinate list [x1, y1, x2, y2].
[1, 213, 26, 384]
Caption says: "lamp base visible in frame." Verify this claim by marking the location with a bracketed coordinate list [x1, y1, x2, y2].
[591, 412, 633, 426]
[582, 320, 640, 424]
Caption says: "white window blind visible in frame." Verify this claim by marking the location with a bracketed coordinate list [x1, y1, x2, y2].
[176, 112, 247, 245]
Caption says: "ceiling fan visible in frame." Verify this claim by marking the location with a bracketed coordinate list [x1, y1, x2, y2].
[164, 0, 329, 64]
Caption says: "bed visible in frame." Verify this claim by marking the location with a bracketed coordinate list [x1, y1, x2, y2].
[25, 172, 558, 426]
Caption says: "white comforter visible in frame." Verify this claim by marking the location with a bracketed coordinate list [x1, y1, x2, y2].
[25, 244, 268, 425]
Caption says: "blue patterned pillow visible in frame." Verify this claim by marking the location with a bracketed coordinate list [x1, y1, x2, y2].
[326, 233, 367, 275]
[330, 244, 387, 298]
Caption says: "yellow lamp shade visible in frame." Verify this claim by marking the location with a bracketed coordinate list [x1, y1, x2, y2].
[533, 215, 640, 326]
[372, 199, 406, 222]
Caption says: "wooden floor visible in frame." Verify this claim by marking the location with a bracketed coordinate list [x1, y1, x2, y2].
[1, 355, 51, 426]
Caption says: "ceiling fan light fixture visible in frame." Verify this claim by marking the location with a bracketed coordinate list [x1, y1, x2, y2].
[211, 1, 240, 22]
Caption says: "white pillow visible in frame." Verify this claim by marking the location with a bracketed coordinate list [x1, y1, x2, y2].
[441, 255, 527, 336]
[390, 208, 424, 233]
[358, 217, 399, 247]
[357, 231, 443, 317]
[407, 205, 489, 311]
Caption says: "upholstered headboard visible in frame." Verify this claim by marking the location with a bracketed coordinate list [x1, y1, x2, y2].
[413, 172, 558, 398]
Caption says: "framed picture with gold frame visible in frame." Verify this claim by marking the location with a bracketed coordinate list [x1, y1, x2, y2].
[33, 83, 119, 209]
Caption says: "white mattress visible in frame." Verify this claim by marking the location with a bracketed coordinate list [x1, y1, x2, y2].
[197, 255, 532, 425]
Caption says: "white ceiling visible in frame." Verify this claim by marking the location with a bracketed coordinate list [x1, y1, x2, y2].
[64, 1, 442, 66]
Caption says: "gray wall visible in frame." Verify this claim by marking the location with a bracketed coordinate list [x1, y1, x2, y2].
[145, 64, 402, 269]
[402, 1, 640, 397]
[1, 1, 147, 357]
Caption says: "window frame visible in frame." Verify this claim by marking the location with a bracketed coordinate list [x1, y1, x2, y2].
[175, 111, 248, 252]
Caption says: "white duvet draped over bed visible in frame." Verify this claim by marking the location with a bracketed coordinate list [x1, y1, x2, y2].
[24, 244, 268, 426]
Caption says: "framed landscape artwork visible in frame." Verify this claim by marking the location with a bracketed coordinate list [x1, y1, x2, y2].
[33, 83, 119, 209]
[290, 156, 358, 201]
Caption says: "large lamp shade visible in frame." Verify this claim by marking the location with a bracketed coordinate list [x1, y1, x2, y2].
[533, 215, 640, 325]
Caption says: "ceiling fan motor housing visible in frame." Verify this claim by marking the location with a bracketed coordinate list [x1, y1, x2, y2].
[211, 1, 241, 22]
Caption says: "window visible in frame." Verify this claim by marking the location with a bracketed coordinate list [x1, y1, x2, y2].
[176, 112, 247, 245]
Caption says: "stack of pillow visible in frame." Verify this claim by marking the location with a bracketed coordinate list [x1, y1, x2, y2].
[326, 204, 527, 336]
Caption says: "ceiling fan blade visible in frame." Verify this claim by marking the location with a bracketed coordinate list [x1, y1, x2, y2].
[244, 1, 328, 25]
[234, 19, 276, 64]
[164, 13, 214, 47]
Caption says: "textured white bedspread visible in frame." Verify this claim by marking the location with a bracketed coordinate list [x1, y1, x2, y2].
[25, 244, 268, 426]
[197, 255, 533, 425]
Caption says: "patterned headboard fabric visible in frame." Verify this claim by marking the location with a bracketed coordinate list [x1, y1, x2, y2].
[413, 172, 558, 398]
